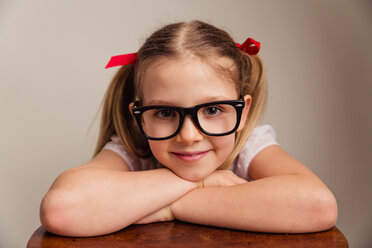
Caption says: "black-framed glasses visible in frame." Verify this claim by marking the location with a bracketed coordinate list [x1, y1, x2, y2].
[132, 99, 245, 140]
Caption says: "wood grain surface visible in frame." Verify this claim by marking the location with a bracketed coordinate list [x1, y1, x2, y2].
[27, 221, 348, 248]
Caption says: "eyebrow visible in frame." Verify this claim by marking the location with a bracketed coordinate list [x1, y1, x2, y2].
[145, 100, 177, 106]
[145, 96, 238, 106]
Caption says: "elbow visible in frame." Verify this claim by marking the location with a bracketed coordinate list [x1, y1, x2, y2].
[40, 190, 75, 236]
[322, 193, 338, 230]
[308, 188, 338, 232]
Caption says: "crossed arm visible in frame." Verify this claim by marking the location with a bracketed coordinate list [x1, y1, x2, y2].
[40, 145, 337, 237]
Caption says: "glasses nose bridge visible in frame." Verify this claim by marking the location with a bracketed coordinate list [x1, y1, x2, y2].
[182, 106, 196, 116]
[178, 106, 199, 127]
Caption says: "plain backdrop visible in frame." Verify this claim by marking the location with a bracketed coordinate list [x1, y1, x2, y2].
[1, 0, 371, 247]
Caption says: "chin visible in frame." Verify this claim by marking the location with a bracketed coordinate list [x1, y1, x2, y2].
[176, 169, 212, 182]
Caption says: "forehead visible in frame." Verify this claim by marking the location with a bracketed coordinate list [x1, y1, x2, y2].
[140, 57, 238, 106]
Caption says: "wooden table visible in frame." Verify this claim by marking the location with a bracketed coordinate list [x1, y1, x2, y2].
[27, 221, 348, 248]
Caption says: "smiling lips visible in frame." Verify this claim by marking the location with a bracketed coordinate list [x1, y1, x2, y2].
[172, 151, 209, 162]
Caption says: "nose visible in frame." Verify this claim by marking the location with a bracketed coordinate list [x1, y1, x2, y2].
[175, 116, 203, 144]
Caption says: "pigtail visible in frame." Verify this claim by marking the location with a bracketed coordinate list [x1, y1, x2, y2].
[219, 53, 267, 170]
[241, 54, 267, 134]
[94, 65, 150, 158]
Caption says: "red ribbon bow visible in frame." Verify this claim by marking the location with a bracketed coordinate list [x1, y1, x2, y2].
[104, 52, 137, 69]
[105, 38, 260, 69]
[236, 38, 261, 56]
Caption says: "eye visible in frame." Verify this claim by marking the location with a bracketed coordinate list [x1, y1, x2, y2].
[203, 106, 222, 116]
[154, 109, 177, 119]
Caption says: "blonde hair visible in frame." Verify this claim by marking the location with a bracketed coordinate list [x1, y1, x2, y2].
[94, 20, 267, 170]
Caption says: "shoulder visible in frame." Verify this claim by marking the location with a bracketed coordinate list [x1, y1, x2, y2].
[81, 148, 131, 171]
[231, 125, 279, 179]
[239, 124, 279, 164]
[102, 136, 139, 171]
[102, 136, 161, 171]
[246, 124, 277, 147]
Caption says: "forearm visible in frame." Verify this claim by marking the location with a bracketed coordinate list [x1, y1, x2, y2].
[40, 167, 196, 236]
[170, 174, 337, 233]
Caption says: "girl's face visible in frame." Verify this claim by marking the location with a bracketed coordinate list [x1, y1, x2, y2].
[137, 58, 250, 182]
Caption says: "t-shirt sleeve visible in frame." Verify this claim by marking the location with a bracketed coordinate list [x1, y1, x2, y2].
[102, 136, 160, 171]
[232, 125, 279, 179]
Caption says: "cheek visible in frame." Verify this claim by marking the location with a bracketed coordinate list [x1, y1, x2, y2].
[148, 140, 168, 161]
[210, 135, 236, 159]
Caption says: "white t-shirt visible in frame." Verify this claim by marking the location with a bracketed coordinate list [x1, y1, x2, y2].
[103, 125, 279, 180]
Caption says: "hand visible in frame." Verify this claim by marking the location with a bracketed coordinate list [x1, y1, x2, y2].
[135, 206, 174, 224]
[199, 170, 247, 188]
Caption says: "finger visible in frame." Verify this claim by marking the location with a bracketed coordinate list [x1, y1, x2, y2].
[162, 206, 174, 221]
[234, 176, 248, 184]
[197, 179, 205, 188]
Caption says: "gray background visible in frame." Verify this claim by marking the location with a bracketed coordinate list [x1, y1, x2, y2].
[1, 0, 371, 247]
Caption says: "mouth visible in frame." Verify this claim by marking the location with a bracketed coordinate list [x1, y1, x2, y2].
[171, 150, 210, 162]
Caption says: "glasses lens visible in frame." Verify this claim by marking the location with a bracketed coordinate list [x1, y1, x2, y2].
[197, 104, 237, 134]
[141, 108, 180, 138]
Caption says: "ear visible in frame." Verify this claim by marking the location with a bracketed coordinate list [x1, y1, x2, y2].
[128, 102, 135, 117]
[236, 94, 252, 132]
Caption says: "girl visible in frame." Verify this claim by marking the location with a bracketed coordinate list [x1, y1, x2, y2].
[40, 20, 338, 237]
